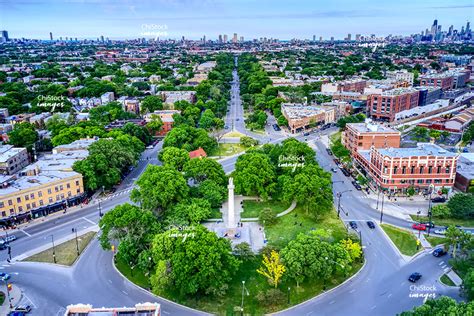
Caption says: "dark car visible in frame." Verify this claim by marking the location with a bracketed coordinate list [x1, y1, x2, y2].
[431, 196, 446, 203]
[8, 312, 26, 316]
[13, 306, 31, 313]
[341, 169, 351, 177]
[422, 222, 435, 229]
[326, 148, 333, 156]
[367, 221, 376, 229]
[408, 272, 422, 282]
[349, 221, 358, 229]
[433, 248, 447, 257]
[273, 124, 281, 131]
[352, 181, 362, 190]
[0, 272, 10, 280]
[331, 168, 338, 173]
[303, 132, 310, 136]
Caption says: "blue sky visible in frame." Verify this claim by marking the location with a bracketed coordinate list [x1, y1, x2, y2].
[1, 0, 473, 40]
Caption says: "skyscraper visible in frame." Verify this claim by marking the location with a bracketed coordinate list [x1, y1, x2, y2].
[223, 34, 228, 43]
[49, 32, 53, 40]
[218, 34, 222, 43]
[0, 30, 8, 42]
[431, 19, 438, 35]
[203, 35, 206, 43]
[232, 33, 237, 43]
[347, 33, 351, 41]
[319, 36, 323, 42]
[240, 36, 244, 42]
[355, 34, 361, 41]
[100, 35, 104, 42]
[312, 35, 316, 42]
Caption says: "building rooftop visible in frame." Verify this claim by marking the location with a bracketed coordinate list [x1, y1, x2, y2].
[457, 153, 474, 179]
[281, 104, 324, 119]
[0, 171, 80, 195]
[376, 143, 458, 158]
[53, 138, 98, 152]
[0, 145, 26, 163]
[347, 122, 400, 134]
[380, 87, 419, 96]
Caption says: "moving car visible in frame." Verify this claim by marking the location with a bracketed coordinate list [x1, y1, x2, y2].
[13, 306, 32, 313]
[326, 148, 333, 156]
[367, 221, 376, 229]
[422, 222, 435, 229]
[433, 248, 447, 257]
[2, 235, 16, 243]
[431, 196, 446, 203]
[434, 228, 447, 235]
[273, 124, 281, 131]
[303, 132, 310, 136]
[412, 223, 427, 231]
[331, 168, 338, 173]
[408, 272, 422, 283]
[349, 221, 358, 229]
[341, 169, 351, 177]
[0, 272, 11, 280]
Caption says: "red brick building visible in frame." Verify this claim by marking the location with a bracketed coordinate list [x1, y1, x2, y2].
[342, 122, 401, 156]
[367, 88, 419, 122]
[420, 73, 454, 91]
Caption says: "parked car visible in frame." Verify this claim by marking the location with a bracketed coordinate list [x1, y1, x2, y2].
[367, 221, 376, 229]
[433, 248, 447, 257]
[0, 272, 10, 280]
[273, 124, 281, 131]
[431, 196, 446, 203]
[349, 221, 358, 229]
[408, 272, 422, 283]
[351, 181, 362, 190]
[224, 125, 229, 129]
[13, 305, 31, 313]
[412, 223, 427, 231]
[8, 312, 26, 316]
[236, 118, 240, 121]
[331, 168, 338, 173]
[326, 148, 333, 156]
[2, 235, 16, 243]
[303, 132, 310, 136]
[341, 169, 351, 177]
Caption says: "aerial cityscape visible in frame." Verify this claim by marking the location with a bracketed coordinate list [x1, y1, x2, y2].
[0, 1, 474, 315]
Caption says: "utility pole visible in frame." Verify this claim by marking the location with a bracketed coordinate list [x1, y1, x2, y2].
[50, 235, 56, 263]
[337, 190, 352, 217]
[73, 228, 79, 256]
[379, 190, 385, 224]
[427, 184, 434, 237]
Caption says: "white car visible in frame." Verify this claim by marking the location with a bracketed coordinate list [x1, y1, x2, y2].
[434, 229, 446, 235]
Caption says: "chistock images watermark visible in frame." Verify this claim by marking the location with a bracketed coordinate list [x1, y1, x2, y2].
[140, 24, 168, 38]
[408, 284, 437, 299]
[37, 95, 68, 111]
[165, 225, 195, 242]
[278, 155, 305, 172]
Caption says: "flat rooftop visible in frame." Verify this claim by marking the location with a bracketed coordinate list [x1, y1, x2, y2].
[282, 104, 323, 119]
[0, 146, 26, 163]
[0, 171, 80, 195]
[457, 153, 474, 179]
[347, 122, 400, 134]
[376, 143, 458, 158]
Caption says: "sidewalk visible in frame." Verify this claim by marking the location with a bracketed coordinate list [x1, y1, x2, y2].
[446, 270, 463, 286]
[0, 284, 22, 315]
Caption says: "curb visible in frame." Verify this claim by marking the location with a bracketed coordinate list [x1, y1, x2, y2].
[111, 254, 211, 316]
[378, 224, 412, 262]
[270, 258, 367, 315]
[438, 274, 460, 288]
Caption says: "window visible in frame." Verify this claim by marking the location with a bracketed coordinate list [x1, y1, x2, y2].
[68, 191, 72, 197]
[9, 209, 14, 215]
[402, 166, 406, 174]
[17, 197, 21, 203]
[437, 166, 441, 173]
[0, 202, 3, 208]
[446, 167, 450, 174]
[393, 166, 397, 174]
[419, 166, 424, 174]
[77, 188, 81, 193]
[49, 197, 53, 203]
[1, 212, 5, 217]
[417, 179, 423, 184]
[426, 179, 432, 184]
[30, 193, 34, 199]
[38, 191, 42, 197]
[75, 180, 80, 186]
[26, 204, 31, 210]
[59, 185, 63, 190]
[67, 183, 70, 189]
[55, 186, 59, 192]
[24, 195, 29, 201]
[428, 166, 432, 174]
[411, 166, 415, 174]
[32, 202, 36, 208]
[8, 200, 12, 206]
[18, 206, 23, 212]
[39, 200, 44, 206]
[47, 188, 52, 194]
[56, 195, 60, 201]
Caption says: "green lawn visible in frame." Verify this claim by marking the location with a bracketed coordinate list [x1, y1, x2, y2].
[265, 205, 348, 249]
[115, 256, 151, 289]
[222, 131, 246, 138]
[381, 224, 420, 256]
[211, 143, 247, 157]
[23, 231, 96, 266]
[241, 200, 291, 218]
[426, 236, 446, 247]
[410, 215, 474, 228]
[440, 274, 456, 286]
[117, 252, 362, 315]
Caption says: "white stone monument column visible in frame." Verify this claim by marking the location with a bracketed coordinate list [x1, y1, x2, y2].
[227, 177, 236, 230]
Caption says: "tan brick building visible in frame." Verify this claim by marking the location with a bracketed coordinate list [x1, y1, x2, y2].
[342, 122, 401, 156]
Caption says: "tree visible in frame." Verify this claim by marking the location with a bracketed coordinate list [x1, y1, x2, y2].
[259, 207, 277, 225]
[152, 225, 240, 296]
[282, 164, 333, 216]
[407, 186, 416, 197]
[159, 147, 189, 171]
[240, 136, 259, 148]
[145, 114, 163, 135]
[131, 165, 189, 214]
[462, 269, 474, 301]
[233, 242, 255, 260]
[447, 193, 474, 219]
[98, 204, 160, 266]
[445, 226, 469, 259]
[194, 179, 227, 208]
[7, 122, 38, 149]
[429, 129, 441, 141]
[431, 204, 451, 218]
[45, 114, 68, 137]
[412, 126, 429, 141]
[167, 198, 212, 225]
[233, 151, 276, 199]
[257, 250, 286, 288]
[340, 239, 362, 262]
[184, 157, 227, 186]
[399, 296, 474, 315]
[122, 122, 152, 145]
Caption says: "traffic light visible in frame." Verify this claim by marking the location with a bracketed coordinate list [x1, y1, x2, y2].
[7, 283, 12, 291]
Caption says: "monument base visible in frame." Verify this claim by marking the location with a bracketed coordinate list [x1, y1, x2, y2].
[215, 226, 250, 244]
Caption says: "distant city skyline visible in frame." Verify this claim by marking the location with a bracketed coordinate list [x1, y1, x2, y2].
[1, 0, 473, 40]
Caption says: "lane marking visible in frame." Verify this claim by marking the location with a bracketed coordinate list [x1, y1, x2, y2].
[122, 290, 128, 295]
[23, 293, 38, 308]
[444, 268, 450, 273]
[441, 265, 447, 269]
[349, 289, 355, 293]
[329, 300, 335, 305]
[438, 261, 444, 266]
[371, 305, 376, 310]
[20, 229, 32, 237]
[401, 282, 405, 286]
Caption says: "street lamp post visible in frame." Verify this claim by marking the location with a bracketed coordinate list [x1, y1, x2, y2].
[50, 235, 56, 263]
[287, 287, 291, 304]
[73, 228, 79, 256]
[240, 280, 249, 315]
[337, 190, 352, 218]
[380, 190, 385, 224]
[427, 184, 434, 237]
[2, 278, 12, 309]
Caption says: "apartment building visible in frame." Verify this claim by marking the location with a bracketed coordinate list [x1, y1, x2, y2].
[357, 143, 458, 193]
[321, 79, 367, 93]
[342, 122, 401, 156]
[160, 91, 196, 107]
[282, 104, 334, 133]
[0, 145, 29, 175]
[367, 88, 420, 122]
[386, 70, 414, 85]
[144, 110, 180, 135]
[420, 72, 454, 90]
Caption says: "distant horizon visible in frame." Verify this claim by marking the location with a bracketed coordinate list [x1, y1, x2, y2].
[1, 0, 473, 40]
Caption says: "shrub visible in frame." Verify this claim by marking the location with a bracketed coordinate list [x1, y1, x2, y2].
[256, 289, 286, 307]
[259, 207, 277, 225]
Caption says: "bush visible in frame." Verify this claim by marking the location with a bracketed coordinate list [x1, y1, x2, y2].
[240, 136, 259, 148]
[259, 207, 277, 225]
[256, 289, 286, 307]
[447, 193, 474, 219]
[432, 204, 451, 218]
[407, 186, 416, 197]
[233, 242, 255, 260]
